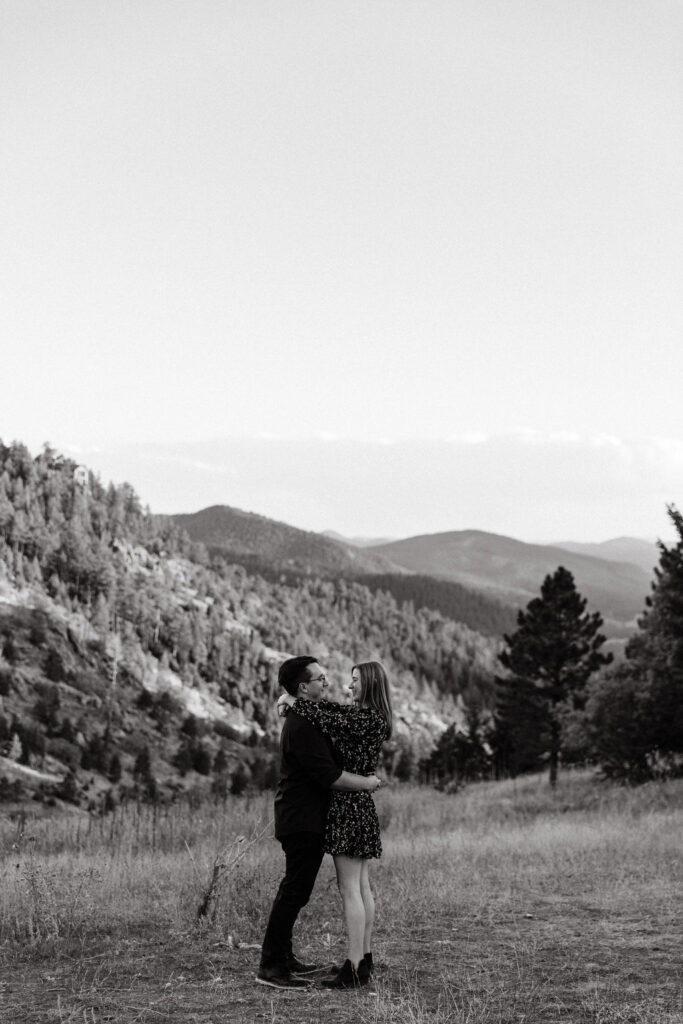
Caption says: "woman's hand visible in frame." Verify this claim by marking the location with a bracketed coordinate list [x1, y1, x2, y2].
[276, 692, 296, 717]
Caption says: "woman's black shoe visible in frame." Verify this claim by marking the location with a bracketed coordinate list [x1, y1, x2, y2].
[329, 952, 373, 977]
[321, 958, 369, 989]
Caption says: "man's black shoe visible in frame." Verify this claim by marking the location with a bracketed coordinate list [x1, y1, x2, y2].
[256, 965, 311, 990]
[287, 957, 326, 975]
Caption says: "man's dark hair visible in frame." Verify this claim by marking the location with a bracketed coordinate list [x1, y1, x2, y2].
[279, 656, 317, 697]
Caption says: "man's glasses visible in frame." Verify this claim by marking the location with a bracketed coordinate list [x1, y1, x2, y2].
[307, 674, 326, 684]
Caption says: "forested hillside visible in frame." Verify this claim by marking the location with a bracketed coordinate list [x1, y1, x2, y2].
[171, 506, 517, 637]
[0, 442, 499, 808]
[170, 504, 397, 575]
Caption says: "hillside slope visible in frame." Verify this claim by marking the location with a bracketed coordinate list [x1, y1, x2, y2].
[170, 505, 398, 575]
[0, 442, 499, 808]
[171, 506, 517, 637]
[366, 530, 650, 632]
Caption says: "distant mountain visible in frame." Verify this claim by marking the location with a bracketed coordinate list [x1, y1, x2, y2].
[170, 506, 399, 575]
[172, 509, 517, 637]
[366, 530, 652, 633]
[552, 537, 658, 576]
[323, 530, 396, 548]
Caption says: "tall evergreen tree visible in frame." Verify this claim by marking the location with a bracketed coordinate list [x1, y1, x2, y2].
[108, 752, 122, 784]
[627, 504, 683, 735]
[133, 745, 152, 780]
[495, 566, 611, 787]
[591, 504, 683, 778]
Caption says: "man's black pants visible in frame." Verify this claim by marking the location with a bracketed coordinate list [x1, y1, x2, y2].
[260, 831, 325, 969]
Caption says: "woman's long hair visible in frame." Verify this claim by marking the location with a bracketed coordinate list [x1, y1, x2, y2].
[353, 661, 393, 740]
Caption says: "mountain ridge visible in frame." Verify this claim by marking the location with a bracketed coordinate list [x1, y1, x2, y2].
[169, 507, 518, 637]
[364, 529, 651, 633]
[169, 509, 653, 639]
[169, 505, 402, 575]
[551, 537, 658, 575]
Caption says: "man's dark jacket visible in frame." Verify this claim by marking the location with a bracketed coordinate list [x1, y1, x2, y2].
[273, 711, 342, 838]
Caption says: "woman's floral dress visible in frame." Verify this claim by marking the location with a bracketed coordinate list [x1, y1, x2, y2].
[291, 699, 387, 859]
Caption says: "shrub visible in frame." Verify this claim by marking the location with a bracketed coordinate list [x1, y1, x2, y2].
[586, 666, 682, 782]
[46, 737, 81, 771]
[230, 762, 250, 796]
[44, 648, 66, 682]
[57, 770, 80, 804]
[29, 612, 48, 646]
[108, 752, 122, 783]
[213, 720, 243, 742]
[69, 670, 107, 699]
[33, 682, 61, 731]
[0, 774, 27, 801]
[2, 636, 17, 663]
[192, 742, 212, 776]
[0, 667, 12, 696]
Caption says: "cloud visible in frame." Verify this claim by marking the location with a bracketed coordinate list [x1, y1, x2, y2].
[448, 432, 489, 445]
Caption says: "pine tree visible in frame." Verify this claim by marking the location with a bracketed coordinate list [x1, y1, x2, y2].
[420, 706, 491, 787]
[2, 635, 17, 663]
[213, 747, 228, 775]
[60, 717, 75, 743]
[133, 745, 152, 780]
[33, 683, 61, 734]
[585, 665, 655, 781]
[392, 738, 415, 782]
[108, 752, 122, 784]
[44, 648, 66, 682]
[85, 732, 107, 773]
[58, 769, 79, 804]
[496, 566, 611, 787]
[8, 731, 22, 761]
[192, 742, 212, 776]
[230, 761, 250, 795]
[628, 505, 683, 751]
[0, 667, 11, 697]
[133, 744, 157, 801]
[173, 740, 194, 777]
[589, 504, 683, 780]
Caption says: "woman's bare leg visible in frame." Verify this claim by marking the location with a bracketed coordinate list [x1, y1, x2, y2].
[359, 859, 375, 955]
[333, 855, 365, 968]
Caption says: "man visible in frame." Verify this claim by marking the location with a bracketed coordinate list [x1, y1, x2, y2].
[257, 656, 381, 990]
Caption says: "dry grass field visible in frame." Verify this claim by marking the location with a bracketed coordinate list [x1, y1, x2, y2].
[1, 771, 681, 1024]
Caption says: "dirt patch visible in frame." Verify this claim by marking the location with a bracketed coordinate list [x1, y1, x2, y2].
[3, 898, 681, 1024]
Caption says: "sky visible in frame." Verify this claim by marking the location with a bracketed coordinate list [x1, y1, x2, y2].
[2, 1, 682, 541]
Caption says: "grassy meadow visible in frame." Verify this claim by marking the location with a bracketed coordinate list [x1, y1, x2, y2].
[0, 771, 681, 1024]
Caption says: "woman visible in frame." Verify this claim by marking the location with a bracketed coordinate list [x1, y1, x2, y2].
[278, 661, 392, 989]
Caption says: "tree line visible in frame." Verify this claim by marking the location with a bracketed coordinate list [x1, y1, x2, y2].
[423, 507, 683, 788]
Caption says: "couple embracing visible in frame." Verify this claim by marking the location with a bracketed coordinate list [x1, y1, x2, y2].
[257, 655, 393, 991]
